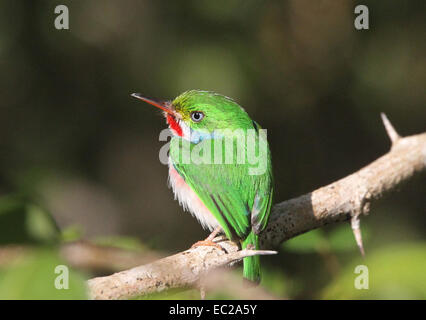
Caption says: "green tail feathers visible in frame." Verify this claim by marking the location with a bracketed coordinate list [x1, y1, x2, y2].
[242, 232, 261, 284]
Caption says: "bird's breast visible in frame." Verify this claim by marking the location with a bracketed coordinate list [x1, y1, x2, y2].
[168, 158, 219, 231]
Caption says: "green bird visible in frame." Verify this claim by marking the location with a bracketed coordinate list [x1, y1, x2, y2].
[132, 90, 273, 283]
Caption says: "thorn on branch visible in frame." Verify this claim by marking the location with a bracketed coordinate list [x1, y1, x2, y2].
[351, 215, 365, 257]
[381, 113, 400, 145]
[226, 248, 277, 266]
[236, 249, 278, 258]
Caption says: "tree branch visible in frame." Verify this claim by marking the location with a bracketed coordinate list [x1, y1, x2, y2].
[87, 115, 426, 299]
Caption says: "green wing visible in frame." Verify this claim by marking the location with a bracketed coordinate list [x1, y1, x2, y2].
[169, 129, 273, 241]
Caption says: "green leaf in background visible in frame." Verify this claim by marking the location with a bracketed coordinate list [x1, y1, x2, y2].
[0, 195, 59, 245]
[0, 248, 87, 299]
[25, 204, 59, 243]
[322, 243, 426, 299]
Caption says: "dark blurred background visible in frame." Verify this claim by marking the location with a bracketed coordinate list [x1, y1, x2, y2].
[0, 0, 424, 299]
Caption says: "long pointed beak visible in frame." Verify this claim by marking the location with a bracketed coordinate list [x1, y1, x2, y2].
[131, 93, 174, 115]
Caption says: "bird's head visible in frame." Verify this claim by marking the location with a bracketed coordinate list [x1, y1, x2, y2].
[132, 90, 253, 140]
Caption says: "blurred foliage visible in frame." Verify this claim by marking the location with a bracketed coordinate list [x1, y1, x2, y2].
[0, 0, 424, 299]
[0, 195, 87, 299]
[284, 225, 370, 253]
[323, 243, 426, 299]
[0, 194, 59, 245]
[60, 225, 83, 243]
[0, 248, 87, 299]
[92, 235, 148, 251]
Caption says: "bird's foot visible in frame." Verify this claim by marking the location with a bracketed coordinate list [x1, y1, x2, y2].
[246, 243, 255, 250]
[191, 239, 225, 251]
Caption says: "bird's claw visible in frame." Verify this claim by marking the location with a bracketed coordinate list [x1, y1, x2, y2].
[191, 239, 226, 252]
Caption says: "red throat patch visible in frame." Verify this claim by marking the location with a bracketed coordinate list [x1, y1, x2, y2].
[166, 114, 183, 137]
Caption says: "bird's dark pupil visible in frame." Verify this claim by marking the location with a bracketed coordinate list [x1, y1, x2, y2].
[193, 112, 202, 120]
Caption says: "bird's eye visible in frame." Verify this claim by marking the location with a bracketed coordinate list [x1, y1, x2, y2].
[190, 111, 204, 122]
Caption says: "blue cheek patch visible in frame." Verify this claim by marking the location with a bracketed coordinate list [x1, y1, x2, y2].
[190, 129, 223, 144]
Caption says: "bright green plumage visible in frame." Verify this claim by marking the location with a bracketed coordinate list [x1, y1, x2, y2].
[168, 90, 273, 283]
[132, 90, 273, 283]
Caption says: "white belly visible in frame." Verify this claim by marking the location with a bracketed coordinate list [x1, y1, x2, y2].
[168, 158, 220, 231]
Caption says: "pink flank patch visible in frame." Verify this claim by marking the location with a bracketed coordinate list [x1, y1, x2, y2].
[168, 164, 219, 231]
